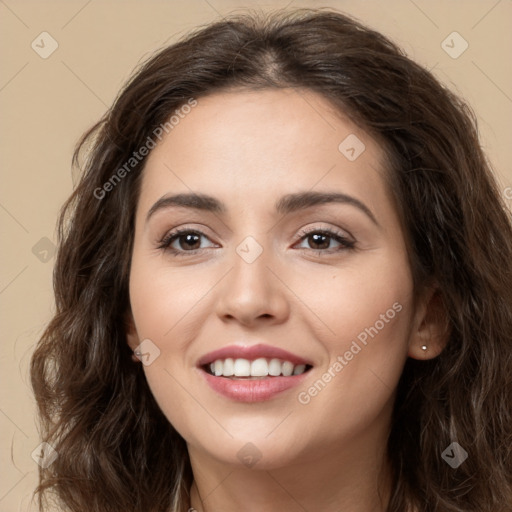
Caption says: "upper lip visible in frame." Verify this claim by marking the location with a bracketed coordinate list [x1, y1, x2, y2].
[197, 344, 313, 367]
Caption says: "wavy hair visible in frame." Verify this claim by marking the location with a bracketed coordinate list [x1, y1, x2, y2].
[30, 8, 512, 512]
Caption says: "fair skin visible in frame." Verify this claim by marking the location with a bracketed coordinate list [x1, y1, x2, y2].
[126, 88, 445, 512]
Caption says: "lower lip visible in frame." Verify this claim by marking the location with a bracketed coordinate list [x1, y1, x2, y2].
[199, 368, 311, 402]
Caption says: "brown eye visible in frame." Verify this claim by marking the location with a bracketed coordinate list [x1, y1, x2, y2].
[305, 232, 331, 250]
[173, 232, 202, 251]
[295, 228, 355, 254]
[157, 229, 214, 256]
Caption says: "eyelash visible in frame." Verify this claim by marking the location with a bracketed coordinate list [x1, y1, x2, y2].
[156, 226, 355, 258]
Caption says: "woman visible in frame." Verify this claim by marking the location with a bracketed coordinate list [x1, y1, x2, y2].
[30, 8, 512, 512]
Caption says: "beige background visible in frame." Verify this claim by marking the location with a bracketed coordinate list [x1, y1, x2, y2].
[1, 1, 511, 510]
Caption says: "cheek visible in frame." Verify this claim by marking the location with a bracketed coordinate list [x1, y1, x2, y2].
[288, 250, 413, 354]
[128, 251, 209, 340]
[128, 259, 202, 438]
[289, 255, 414, 411]
[127, 253, 217, 424]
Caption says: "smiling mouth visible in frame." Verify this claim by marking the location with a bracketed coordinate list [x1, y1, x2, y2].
[201, 357, 314, 379]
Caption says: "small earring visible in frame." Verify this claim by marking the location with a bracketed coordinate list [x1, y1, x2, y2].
[421, 345, 428, 351]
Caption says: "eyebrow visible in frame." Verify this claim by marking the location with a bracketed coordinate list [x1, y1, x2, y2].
[145, 191, 379, 227]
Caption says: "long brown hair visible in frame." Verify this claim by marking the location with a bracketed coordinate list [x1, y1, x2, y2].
[30, 8, 512, 512]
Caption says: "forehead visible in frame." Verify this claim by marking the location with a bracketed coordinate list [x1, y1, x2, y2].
[138, 88, 389, 216]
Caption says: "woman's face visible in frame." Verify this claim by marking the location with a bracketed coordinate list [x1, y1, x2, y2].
[127, 88, 430, 470]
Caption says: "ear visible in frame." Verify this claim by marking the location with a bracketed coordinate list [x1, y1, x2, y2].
[124, 309, 141, 362]
[408, 285, 450, 360]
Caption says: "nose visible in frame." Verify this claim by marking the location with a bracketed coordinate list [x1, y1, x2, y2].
[214, 246, 290, 327]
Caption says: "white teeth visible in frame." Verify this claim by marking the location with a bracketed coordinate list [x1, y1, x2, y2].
[293, 364, 306, 375]
[206, 357, 309, 377]
[281, 361, 294, 376]
[268, 358, 282, 376]
[250, 358, 269, 376]
[233, 358, 251, 376]
[223, 358, 234, 376]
